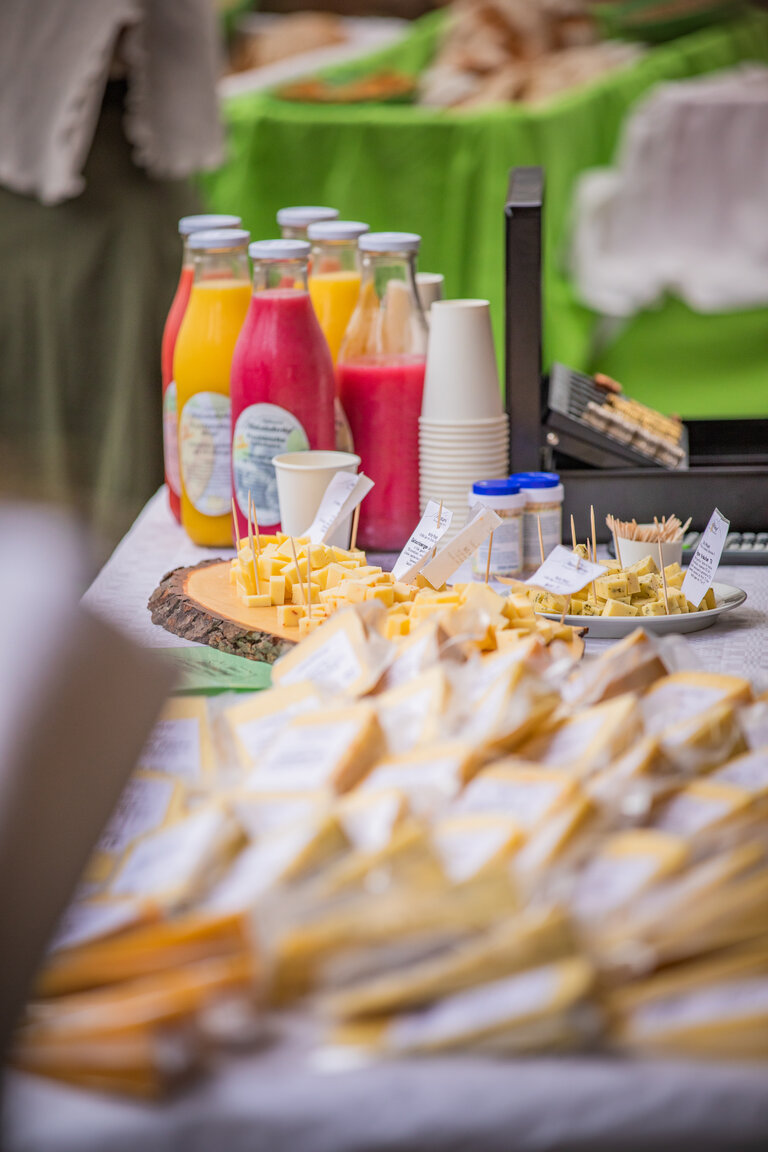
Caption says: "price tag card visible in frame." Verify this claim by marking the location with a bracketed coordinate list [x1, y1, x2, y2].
[391, 500, 453, 582]
[419, 506, 502, 589]
[681, 508, 730, 607]
[307, 472, 374, 545]
[525, 545, 605, 596]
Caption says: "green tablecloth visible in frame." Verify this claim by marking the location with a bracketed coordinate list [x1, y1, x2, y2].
[204, 10, 768, 419]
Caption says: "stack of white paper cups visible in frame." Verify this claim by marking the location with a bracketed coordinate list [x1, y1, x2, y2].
[419, 300, 509, 540]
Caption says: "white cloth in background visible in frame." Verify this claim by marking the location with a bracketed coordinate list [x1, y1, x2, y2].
[0, 0, 224, 205]
[570, 65, 768, 317]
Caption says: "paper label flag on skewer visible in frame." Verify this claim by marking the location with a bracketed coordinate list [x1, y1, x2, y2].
[392, 500, 453, 583]
[681, 508, 729, 606]
[419, 506, 502, 588]
[307, 472, 375, 545]
[526, 545, 604, 596]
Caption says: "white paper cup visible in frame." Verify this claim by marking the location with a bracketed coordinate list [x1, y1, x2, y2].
[272, 450, 360, 548]
[615, 534, 683, 570]
[421, 300, 503, 421]
[416, 272, 445, 313]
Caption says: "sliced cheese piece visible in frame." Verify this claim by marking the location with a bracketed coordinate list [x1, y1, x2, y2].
[453, 762, 577, 831]
[458, 664, 558, 756]
[246, 704, 384, 794]
[382, 957, 594, 1054]
[359, 742, 482, 814]
[222, 682, 321, 770]
[642, 672, 753, 737]
[563, 629, 666, 707]
[272, 609, 387, 698]
[657, 699, 745, 773]
[570, 829, 688, 923]
[518, 694, 642, 777]
[373, 667, 452, 755]
[431, 815, 523, 884]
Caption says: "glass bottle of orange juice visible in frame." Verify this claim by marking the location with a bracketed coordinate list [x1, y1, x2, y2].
[174, 229, 251, 546]
[308, 220, 369, 363]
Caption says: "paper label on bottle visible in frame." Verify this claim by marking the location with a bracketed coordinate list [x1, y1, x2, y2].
[307, 471, 375, 544]
[233, 403, 309, 526]
[472, 518, 522, 578]
[163, 383, 181, 495]
[138, 718, 201, 781]
[392, 500, 454, 582]
[419, 507, 502, 588]
[97, 775, 177, 857]
[179, 391, 231, 516]
[681, 508, 730, 606]
[523, 509, 561, 571]
[525, 545, 604, 596]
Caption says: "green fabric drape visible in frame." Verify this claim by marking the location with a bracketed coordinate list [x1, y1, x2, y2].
[203, 9, 768, 419]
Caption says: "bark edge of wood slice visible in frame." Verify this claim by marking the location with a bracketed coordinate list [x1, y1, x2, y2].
[148, 559, 296, 664]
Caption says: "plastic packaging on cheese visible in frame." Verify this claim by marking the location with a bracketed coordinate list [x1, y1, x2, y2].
[137, 696, 216, 785]
[221, 683, 322, 770]
[228, 791, 329, 840]
[641, 672, 752, 737]
[740, 702, 768, 751]
[333, 790, 409, 854]
[513, 795, 596, 884]
[618, 977, 768, 1058]
[457, 664, 559, 756]
[47, 898, 154, 958]
[570, 829, 688, 923]
[271, 609, 392, 698]
[563, 629, 667, 707]
[375, 621, 448, 691]
[518, 694, 642, 778]
[651, 780, 752, 840]
[373, 668, 453, 756]
[656, 699, 746, 774]
[431, 815, 523, 885]
[583, 736, 661, 812]
[711, 746, 768, 796]
[452, 762, 577, 831]
[206, 815, 349, 913]
[320, 905, 574, 1022]
[358, 742, 483, 815]
[381, 957, 594, 1055]
[88, 772, 185, 884]
[246, 704, 384, 795]
[109, 807, 241, 910]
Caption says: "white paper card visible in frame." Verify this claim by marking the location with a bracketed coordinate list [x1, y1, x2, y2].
[681, 508, 729, 606]
[391, 501, 453, 582]
[419, 506, 502, 588]
[525, 545, 604, 596]
[307, 472, 374, 545]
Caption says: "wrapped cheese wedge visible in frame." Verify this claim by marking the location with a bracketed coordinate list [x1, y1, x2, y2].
[642, 672, 752, 737]
[358, 741, 483, 814]
[518, 693, 643, 778]
[220, 683, 322, 772]
[373, 667, 453, 756]
[86, 771, 186, 886]
[453, 762, 577, 831]
[272, 608, 393, 698]
[431, 814, 524, 885]
[569, 829, 689, 925]
[137, 696, 217, 788]
[333, 789, 409, 854]
[563, 629, 667, 707]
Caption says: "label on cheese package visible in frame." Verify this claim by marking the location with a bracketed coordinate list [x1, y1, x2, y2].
[374, 668, 451, 756]
[97, 772, 181, 859]
[712, 747, 768, 795]
[641, 672, 751, 737]
[570, 830, 688, 922]
[224, 683, 321, 767]
[247, 705, 382, 794]
[629, 978, 768, 1043]
[454, 764, 574, 829]
[391, 501, 453, 583]
[49, 898, 149, 955]
[360, 742, 478, 814]
[432, 815, 522, 885]
[419, 506, 502, 589]
[520, 695, 641, 776]
[137, 697, 215, 783]
[525, 545, 604, 597]
[652, 781, 750, 839]
[273, 611, 383, 697]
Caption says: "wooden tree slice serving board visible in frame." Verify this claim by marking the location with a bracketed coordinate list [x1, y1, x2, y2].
[148, 559, 297, 664]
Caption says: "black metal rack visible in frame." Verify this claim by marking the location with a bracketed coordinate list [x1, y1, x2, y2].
[504, 167, 768, 539]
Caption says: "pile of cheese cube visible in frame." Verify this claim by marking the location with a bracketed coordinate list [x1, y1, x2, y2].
[231, 535, 580, 648]
[532, 547, 717, 619]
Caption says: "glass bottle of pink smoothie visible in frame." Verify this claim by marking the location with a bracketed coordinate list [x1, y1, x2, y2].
[230, 239, 335, 538]
[337, 232, 427, 550]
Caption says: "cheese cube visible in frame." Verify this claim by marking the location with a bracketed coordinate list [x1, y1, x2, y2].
[602, 598, 639, 617]
[244, 592, 272, 609]
[276, 604, 305, 628]
[641, 600, 667, 617]
[367, 585, 395, 607]
[595, 575, 629, 601]
[291, 582, 321, 606]
[269, 575, 286, 606]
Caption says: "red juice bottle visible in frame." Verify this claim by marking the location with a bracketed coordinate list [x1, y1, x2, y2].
[337, 233, 428, 550]
[161, 213, 241, 522]
[230, 239, 336, 538]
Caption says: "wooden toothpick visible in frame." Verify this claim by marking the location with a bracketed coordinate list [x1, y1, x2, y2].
[485, 530, 494, 585]
[350, 503, 361, 552]
[570, 514, 577, 551]
[231, 497, 241, 553]
[247, 513, 261, 594]
[248, 492, 261, 557]
[537, 515, 545, 565]
[613, 529, 623, 569]
[289, 536, 303, 606]
[655, 516, 670, 614]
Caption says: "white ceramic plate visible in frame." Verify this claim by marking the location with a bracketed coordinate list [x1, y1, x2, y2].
[536, 581, 747, 639]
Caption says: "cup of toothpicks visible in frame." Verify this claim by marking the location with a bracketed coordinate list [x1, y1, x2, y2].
[605, 514, 688, 570]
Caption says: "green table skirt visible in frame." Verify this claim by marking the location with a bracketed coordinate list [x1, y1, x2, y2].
[203, 10, 768, 420]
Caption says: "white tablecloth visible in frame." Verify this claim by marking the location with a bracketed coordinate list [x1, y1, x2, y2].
[5, 489, 768, 1151]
